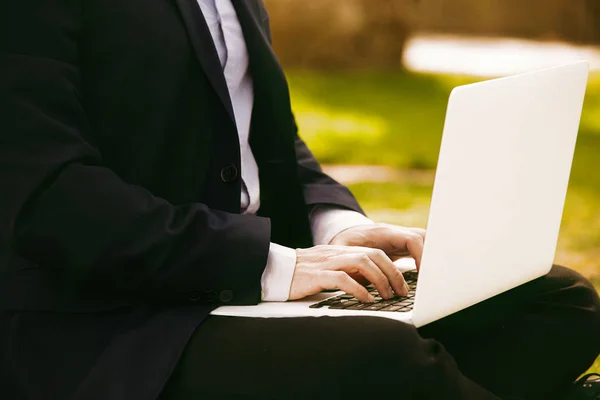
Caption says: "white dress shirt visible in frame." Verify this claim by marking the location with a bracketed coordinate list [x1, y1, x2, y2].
[197, 0, 373, 301]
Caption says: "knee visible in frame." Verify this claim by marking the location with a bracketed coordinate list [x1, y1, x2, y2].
[547, 265, 599, 302]
[548, 265, 600, 343]
[335, 317, 428, 366]
[328, 318, 451, 391]
[354, 318, 453, 382]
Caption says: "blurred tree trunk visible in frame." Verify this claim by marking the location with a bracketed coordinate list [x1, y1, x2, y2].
[263, 0, 417, 69]
[587, 0, 600, 42]
[262, 0, 600, 70]
[417, 0, 600, 44]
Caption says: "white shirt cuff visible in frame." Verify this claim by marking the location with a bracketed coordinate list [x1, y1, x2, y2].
[260, 243, 297, 302]
[310, 206, 375, 245]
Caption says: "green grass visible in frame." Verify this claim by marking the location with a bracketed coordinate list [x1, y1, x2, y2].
[287, 69, 600, 374]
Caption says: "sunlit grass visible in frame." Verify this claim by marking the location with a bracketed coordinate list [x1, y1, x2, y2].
[293, 96, 388, 140]
[581, 76, 600, 136]
[289, 71, 467, 168]
[586, 357, 600, 377]
[289, 70, 600, 169]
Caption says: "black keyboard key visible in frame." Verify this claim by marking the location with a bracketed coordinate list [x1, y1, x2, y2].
[345, 303, 371, 310]
[329, 301, 359, 309]
[363, 304, 387, 311]
[312, 271, 419, 313]
[380, 305, 402, 312]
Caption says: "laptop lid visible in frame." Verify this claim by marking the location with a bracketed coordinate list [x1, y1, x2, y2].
[412, 62, 589, 328]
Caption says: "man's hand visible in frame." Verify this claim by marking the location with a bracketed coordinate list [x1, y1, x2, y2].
[289, 245, 410, 302]
[288, 224, 426, 302]
[330, 224, 426, 268]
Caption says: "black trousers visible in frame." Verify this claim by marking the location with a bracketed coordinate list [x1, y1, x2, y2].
[159, 266, 600, 400]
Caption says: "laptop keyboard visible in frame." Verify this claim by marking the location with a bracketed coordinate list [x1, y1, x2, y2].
[309, 271, 418, 312]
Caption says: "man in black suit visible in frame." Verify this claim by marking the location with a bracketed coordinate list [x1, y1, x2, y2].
[1, 1, 599, 399]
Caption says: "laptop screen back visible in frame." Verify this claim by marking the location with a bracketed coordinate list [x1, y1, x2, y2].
[412, 62, 589, 328]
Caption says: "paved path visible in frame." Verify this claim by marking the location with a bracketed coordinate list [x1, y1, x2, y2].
[322, 165, 434, 185]
[403, 34, 600, 77]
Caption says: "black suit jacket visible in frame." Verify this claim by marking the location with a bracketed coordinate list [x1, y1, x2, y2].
[0, 0, 363, 398]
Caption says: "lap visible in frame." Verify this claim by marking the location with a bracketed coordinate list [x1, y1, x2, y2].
[161, 316, 431, 399]
[160, 266, 600, 400]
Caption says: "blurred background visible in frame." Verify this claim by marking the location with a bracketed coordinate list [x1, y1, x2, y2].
[263, 0, 600, 372]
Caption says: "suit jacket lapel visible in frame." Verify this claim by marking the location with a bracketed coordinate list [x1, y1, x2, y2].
[237, 0, 264, 26]
[174, 0, 235, 122]
[233, 0, 280, 71]
[233, 0, 314, 248]
[232, 0, 295, 159]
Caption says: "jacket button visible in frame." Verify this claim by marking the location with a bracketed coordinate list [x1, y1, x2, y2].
[219, 290, 234, 303]
[220, 164, 238, 183]
[189, 289, 202, 302]
[205, 290, 218, 303]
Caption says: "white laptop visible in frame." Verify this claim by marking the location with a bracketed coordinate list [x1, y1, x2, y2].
[212, 61, 590, 328]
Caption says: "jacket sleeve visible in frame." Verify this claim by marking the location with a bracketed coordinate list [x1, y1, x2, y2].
[0, 1, 270, 306]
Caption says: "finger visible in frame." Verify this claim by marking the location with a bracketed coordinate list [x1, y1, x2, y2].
[367, 249, 409, 296]
[368, 226, 420, 261]
[325, 245, 410, 296]
[324, 245, 406, 296]
[412, 228, 426, 242]
[323, 271, 374, 303]
[327, 253, 395, 299]
[405, 233, 424, 270]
